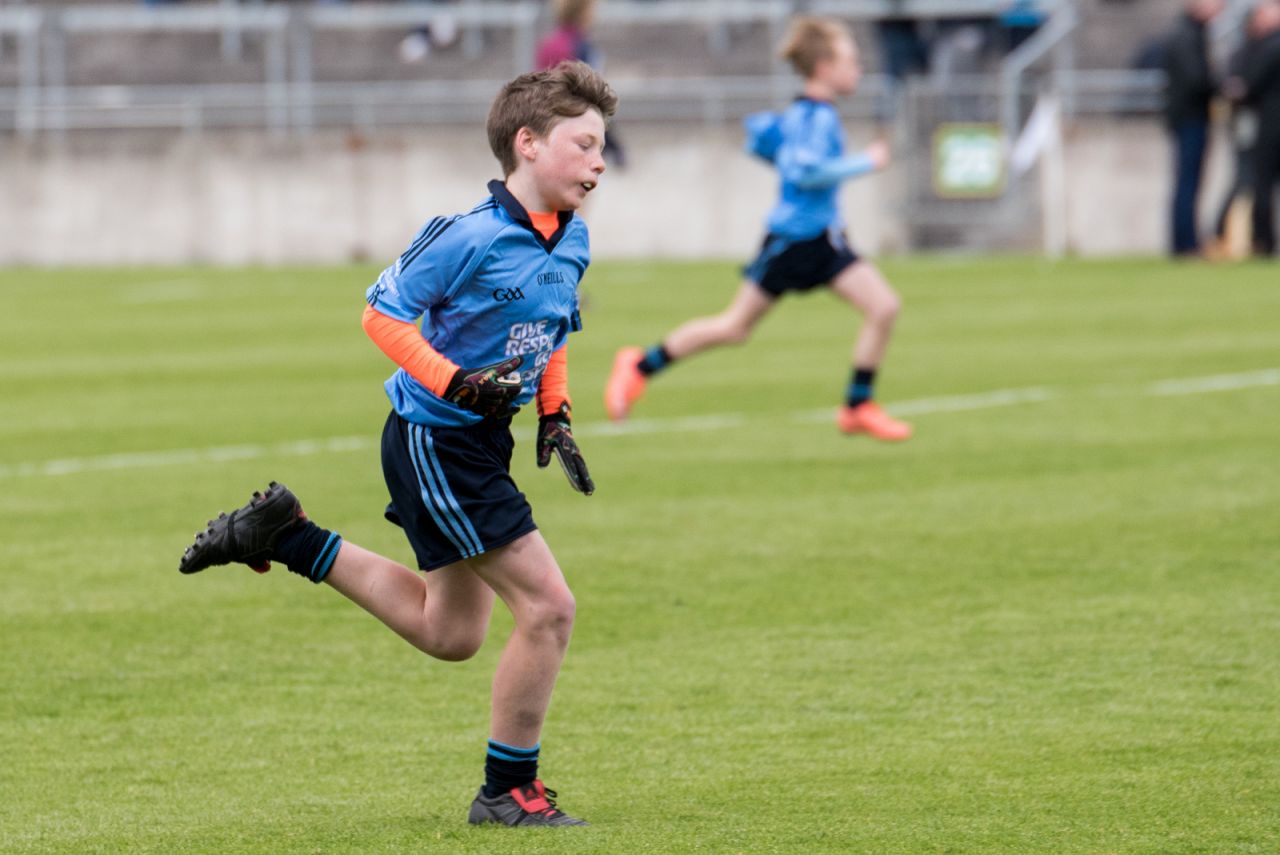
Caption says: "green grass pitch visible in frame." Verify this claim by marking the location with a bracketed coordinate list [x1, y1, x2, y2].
[1, 258, 1278, 854]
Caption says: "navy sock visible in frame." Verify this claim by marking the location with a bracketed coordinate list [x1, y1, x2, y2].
[637, 343, 672, 377]
[846, 367, 877, 408]
[483, 739, 539, 797]
[272, 520, 342, 584]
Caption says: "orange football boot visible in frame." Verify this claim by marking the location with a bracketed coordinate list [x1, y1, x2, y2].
[604, 346, 647, 422]
[836, 401, 913, 441]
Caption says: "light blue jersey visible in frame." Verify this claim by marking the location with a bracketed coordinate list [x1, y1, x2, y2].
[365, 180, 587, 428]
[744, 98, 875, 241]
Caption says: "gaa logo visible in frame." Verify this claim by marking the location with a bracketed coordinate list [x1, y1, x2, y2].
[492, 287, 525, 302]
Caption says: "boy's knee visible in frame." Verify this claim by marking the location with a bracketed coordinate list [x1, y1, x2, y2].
[720, 318, 754, 345]
[546, 589, 577, 633]
[524, 588, 576, 643]
[430, 635, 485, 662]
[870, 292, 902, 324]
[420, 618, 488, 661]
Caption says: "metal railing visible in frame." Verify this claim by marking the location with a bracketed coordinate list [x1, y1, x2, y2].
[0, 0, 1169, 139]
[999, 0, 1077, 138]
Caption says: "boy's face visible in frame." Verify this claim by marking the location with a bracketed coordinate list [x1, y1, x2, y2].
[816, 35, 861, 96]
[523, 109, 607, 211]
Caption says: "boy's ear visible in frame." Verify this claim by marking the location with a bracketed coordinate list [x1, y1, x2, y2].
[513, 126, 540, 164]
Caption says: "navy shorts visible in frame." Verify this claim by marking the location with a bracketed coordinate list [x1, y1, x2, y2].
[380, 411, 537, 571]
[743, 230, 860, 297]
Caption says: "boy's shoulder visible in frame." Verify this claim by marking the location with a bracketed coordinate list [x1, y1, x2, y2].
[404, 181, 589, 269]
[783, 97, 839, 124]
[440, 195, 509, 241]
[396, 197, 506, 272]
[745, 99, 842, 162]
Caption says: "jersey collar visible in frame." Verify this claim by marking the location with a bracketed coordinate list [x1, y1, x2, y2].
[487, 179, 574, 252]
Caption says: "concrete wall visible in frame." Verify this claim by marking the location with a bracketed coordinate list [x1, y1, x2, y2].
[0, 119, 1231, 265]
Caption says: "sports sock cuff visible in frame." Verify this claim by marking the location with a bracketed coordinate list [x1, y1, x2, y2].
[637, 344, 672, 376]
[484, 740, 540, 796]
[847, 367, 877, 406]
[847, 382, 874, 399]
[487, 739, 540, 761]
[273, 521, 343, 584]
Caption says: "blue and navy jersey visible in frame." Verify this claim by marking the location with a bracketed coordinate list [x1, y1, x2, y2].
[365, 180, 587, 428]
[764, 98, 848, 240]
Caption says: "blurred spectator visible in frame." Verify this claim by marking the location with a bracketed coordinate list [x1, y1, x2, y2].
[536, 0, 626, 167]
[536, 0, 600, 70]
[876, 15, 930, 82]
[1231, 0, 1280, 255]
[873, 12, 929, 122]
[1208, 3, 1273, 257]
[1161, 0, 1225, 257]
[399, 2, 460, 65]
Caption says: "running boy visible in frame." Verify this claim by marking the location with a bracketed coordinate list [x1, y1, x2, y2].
[605, 17, 912, 441]
[178, 61, 615, 827]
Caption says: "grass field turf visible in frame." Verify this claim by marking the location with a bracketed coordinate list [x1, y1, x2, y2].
[1, 258, 1277, 854]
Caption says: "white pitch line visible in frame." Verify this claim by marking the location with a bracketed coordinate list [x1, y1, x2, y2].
[1145, 368, 1280, 397]
[574, 412, 749, 438]
[1, 368, 1275, 480]
[0, 436, 373, 480]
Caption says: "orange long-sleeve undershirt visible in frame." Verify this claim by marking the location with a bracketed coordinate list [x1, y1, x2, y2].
[536, 346, 570, 417]
[362, 209, 569, 408]
[362, 304, 459, 396]
[362, 304, 572, 416]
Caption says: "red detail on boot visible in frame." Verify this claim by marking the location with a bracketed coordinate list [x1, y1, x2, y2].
[510, 781, 553, 815]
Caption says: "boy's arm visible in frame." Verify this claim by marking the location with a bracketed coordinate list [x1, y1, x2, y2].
[783, 139, 890, 190]
[534, 346, 593, 495]
[535, 346, 571, 417]
[363, 304, 524, 417]
[362, 303, 458, 396]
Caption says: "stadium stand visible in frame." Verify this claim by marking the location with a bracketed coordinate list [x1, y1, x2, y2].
[0, 0, 1257, 261]
[0, 0, 1249, 132]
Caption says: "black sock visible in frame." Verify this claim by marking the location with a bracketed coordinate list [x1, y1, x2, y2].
[846, 367, 877, 408]
[272, 520, 342, 584]
[637, 344, 672, 377]
[483, 739, 539, 797]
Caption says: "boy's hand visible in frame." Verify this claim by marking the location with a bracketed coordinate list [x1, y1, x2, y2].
[537, 403, 594, 495]
[443, 356, 524, 418]
[866, 139, 891, 171]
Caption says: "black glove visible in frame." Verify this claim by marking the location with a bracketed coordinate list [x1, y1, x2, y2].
[442, 356, 523, 418]
[537, 402, 594, 495]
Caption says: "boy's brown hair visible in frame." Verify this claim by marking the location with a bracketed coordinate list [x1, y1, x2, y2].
[486, 60, 618, 176]
[778, 16, 851, 78]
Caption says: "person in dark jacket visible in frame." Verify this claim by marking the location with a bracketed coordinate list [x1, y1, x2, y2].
[1210, 4, 1270, 256]
[1162, 0, 1225, 256]
[1231, 1, 1280, 255]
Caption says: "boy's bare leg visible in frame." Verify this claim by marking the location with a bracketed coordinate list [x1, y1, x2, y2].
[324, 542, 494, 662]
[606, 280, 774, 422]
[326, 530, 575, 746]
[463, 530, 575, 748]
[829, 260, 901, 368]
[662, 279, 776, 358]
[830, 260, 911, 440]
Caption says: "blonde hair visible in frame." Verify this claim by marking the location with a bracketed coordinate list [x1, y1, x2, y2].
[778, 16, 851, 78]
[486, 60, 618, 176]
[554, 0, 596, 28]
